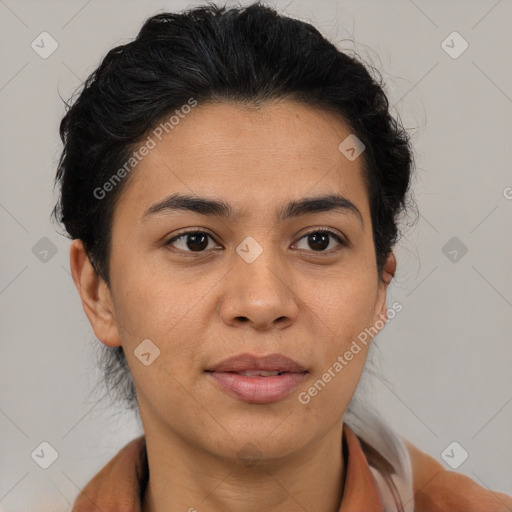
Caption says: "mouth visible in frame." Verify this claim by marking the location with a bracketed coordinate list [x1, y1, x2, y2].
[205, 353, 308, 403]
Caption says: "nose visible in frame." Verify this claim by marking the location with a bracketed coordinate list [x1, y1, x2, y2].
[219, 248, 299, 331]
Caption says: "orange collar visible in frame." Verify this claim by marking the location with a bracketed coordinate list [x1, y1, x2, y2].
[339, 423, 385, 511]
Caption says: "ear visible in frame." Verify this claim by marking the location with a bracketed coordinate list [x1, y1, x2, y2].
[373, 251, 397, 326]
[69, 239, 122, 347]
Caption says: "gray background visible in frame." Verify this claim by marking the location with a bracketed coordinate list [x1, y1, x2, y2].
[1, 0, 511, 510]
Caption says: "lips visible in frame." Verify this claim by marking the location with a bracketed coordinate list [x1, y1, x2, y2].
[206, 353, 307, 403]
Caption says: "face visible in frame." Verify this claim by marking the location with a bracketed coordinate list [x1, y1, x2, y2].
[72, 99, 394, 462]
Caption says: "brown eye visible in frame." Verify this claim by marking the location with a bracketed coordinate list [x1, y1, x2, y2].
[294, 230, 346, 252]
[165, 231, 216, 252]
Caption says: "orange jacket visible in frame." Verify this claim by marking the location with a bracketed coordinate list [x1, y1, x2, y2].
[72, 425, 512, 511]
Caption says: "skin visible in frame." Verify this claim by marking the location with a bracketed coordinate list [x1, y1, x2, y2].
[70, 99, 396, 512]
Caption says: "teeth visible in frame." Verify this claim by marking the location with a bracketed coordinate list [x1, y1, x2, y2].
[238, 370, 281, 377]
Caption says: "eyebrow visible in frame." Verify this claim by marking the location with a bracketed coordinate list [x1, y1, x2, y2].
[142, 193, 364, 228]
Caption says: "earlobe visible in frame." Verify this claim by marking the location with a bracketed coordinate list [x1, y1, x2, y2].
[69, 239, 122, 347]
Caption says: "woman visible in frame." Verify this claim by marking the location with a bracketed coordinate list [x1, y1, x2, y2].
[53, 3, 512, 511]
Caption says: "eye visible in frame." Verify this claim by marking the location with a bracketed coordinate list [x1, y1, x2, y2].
[165, 230, 220, 253]
[293, 229, 347, 252]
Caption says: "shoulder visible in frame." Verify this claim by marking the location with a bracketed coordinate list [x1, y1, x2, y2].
[402, 437, 512, 512]
[72, 435, 147, 512]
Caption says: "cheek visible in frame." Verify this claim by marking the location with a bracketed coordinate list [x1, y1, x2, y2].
[295, 268, 378, 409]
[110, 245, 196, 334]
[110, 259, 216, 392]
[299, 266, 378, 341]
[114, 276, 208, 420]
[297, 279, 376, 418]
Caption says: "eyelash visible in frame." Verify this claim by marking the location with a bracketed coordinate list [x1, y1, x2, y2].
[164, 228, 348, 255]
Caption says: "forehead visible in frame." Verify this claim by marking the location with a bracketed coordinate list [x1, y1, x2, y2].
[113, 99, 370, 223]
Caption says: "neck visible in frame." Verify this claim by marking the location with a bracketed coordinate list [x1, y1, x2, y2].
[141, 419, 345, 512]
